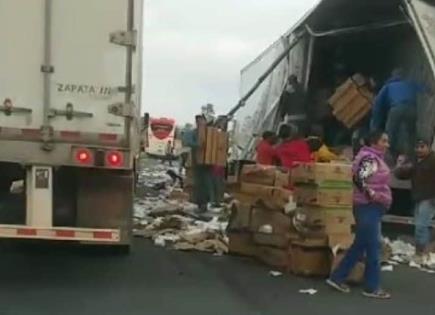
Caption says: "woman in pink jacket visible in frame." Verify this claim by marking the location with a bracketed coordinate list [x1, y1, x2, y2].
[327, 130, 392, 299]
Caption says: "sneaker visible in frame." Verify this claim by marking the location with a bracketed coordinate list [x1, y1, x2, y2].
[362, 289, 391, 299]
[326, 279, 351, 293]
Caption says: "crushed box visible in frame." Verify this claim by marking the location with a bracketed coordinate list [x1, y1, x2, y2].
[331, 251, 365, 284]
[290, 241, 332, 276]
[255, 246, 291, 270]
[228, 232, 256, 257]
[250, 207, 293, 235]
[227, 202, 252, 232]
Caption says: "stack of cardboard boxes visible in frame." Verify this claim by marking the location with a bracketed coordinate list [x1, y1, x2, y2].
[291, 163, 362, 278]
[228, 162, 364, 282]
[228, 165, 297, 269]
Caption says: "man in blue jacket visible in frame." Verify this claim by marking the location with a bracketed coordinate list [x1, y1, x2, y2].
[371, 68, 429, 158]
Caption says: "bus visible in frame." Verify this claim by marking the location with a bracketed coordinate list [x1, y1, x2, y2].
[145, 117, 177, 158]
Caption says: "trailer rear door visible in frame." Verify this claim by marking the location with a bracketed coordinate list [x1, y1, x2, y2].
[406, 0, 435, 76]
[0, 0, 142, 146]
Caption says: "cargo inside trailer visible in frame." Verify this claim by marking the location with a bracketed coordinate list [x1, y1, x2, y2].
[277, 2, 435, 219]
[304, 23, 434, 145]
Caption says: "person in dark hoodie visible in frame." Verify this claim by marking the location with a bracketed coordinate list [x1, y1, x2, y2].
[395, 138, 435, 268]
[371, 68, 429, 158]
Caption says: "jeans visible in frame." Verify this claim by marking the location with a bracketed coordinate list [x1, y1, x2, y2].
[385, 104, 416, 157]
[331, 204, 383, 292]
[415, 199, 435, 249]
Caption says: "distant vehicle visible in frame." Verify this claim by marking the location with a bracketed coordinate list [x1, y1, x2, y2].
[146, 117, 177, 158]
[0, 0, 144, 252]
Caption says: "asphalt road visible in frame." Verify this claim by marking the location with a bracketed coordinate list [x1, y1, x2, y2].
[0, 238, 433, 315]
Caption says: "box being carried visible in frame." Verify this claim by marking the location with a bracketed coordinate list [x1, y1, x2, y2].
[329, 73, 374, 129]
[195, 126, 229, 166]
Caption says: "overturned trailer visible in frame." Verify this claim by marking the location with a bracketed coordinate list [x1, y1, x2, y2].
[230, 0, 435, 223]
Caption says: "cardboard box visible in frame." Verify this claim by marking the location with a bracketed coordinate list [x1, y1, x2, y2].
[240, 165, 277, 186]
[240, 182, 275, 198]
[274, 169, 291, 188]
[255, 246, 291, 269]
[331, 251, 365, 284]
[292, 162, 352, 186]
[294, 207, 354, 235]
[250, 207, 292, 235]
[232, 192, 262, 205]
[295, 234, 354, 249]
[239, 183, 293, 210]
[290, 243, 331, 276]
[197, 126, 228, 166]
[195, 125, 207, 164]
[329, 74, 374, 129]
[228, 232, 256, 257]
[227, 203, 252, 232]
[273, 188, 293, 209]
[253, 232, 293, 249]
[294, 185, 353, 207]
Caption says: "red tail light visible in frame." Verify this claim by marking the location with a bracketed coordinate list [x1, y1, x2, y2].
[106, 151, 124, 167]
[75, 148, 93, 165]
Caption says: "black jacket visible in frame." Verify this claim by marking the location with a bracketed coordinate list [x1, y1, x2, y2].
[395, 153, 435, 201]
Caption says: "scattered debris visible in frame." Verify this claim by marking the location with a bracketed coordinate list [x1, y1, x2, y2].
[299, 289, 318, 295]
[384, 238, 435, 273]
[381, 265, 394, 272]
[269, 271, 283, 277]
[134, 161, 229, 255]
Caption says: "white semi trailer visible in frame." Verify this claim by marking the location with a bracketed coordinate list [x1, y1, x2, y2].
[0, 0, 143, 251]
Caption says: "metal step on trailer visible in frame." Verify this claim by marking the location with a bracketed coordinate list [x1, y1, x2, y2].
[383, 215, 435, 228]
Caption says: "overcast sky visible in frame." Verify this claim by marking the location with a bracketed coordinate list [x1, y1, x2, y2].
[142, 0, 318, 124]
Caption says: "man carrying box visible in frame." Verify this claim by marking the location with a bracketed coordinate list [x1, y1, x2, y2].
[185, 115, 213, 213]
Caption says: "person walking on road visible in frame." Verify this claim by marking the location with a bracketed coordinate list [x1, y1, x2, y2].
[395, 138, 435, 268]
[185, 115, 212, 213]
[327, 130, 392, 299]
[165, 140, 174, 166]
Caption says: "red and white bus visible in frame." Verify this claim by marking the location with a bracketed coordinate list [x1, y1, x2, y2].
[145, 117, 177, 158]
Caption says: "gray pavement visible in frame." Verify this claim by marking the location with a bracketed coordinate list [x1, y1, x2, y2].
[0, 238, 433, 315]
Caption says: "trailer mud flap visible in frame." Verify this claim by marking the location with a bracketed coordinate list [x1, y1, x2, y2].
[77, 169, 133, 245]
